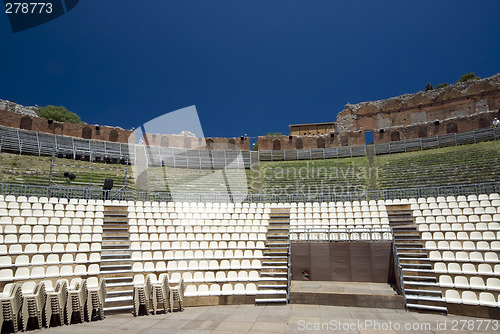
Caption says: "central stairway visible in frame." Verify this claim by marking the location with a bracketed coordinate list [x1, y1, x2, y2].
[255, 208, 290, 305]
[387, 205, 447, 314]
[101, 206, 133, 314]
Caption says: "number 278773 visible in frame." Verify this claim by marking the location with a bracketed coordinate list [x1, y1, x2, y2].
[5, 2, 53, 14]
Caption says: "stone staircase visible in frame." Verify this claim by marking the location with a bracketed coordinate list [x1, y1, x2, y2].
[255, 208, 290, 305]
[101, 206, 133, 314]
[387, 205, 447, 314]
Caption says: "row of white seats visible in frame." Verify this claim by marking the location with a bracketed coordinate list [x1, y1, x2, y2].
[291, 232, 392, 241]
[292, 212, 389, 219]
[0, 217, 103, 225]
[425, 241, 500, 251]
[129, 219, 269, 226]
[414, 210, 500, 217]
[0, 242, 101, 255]
[291, 206, 387, 213]
[445, 290, 499, 307]
[130, 233, 266, 242]
[129, 206, 273, 214]
[172, 270, 260, 283]
[1, 195, 104, 204]
[133, 259, 262, 272]
[132, 249, 263, 261]
[422, 231, 499, 241]
[130, 225, 267, 234]
[131, 241, 265, 251]
[412, 201, 500, 210]
[0, 225, 103, 234]
[434, 262, 500, 275]
[184, 283, 258, 297]
[409, 194, 499, 203]
[0, 264, 100, 281]
[415, 215, 500, 224]
[291, 219, 390, 226]
[0, 209, 104, 219]
[418, 223, 500, 232]
[440, 275, 500, 290]
[0, 202, 104, 211]
[0, 253, 101, 267]
[128, 212, 270, 219]
[429, 251, 499, 263]
[2, 233, 102, 244]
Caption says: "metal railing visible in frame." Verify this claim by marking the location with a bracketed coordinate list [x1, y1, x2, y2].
[392, 235, 407, 309]
[257, 127, 500, 161]
[1, 125, 499, 168]
[290, 227, 392, 242]
[0, 181, 499, 203]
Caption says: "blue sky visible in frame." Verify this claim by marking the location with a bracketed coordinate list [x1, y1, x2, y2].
[1, 1, 499, 141]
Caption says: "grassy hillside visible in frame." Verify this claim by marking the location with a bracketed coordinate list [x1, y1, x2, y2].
[0, 140, 499, 194]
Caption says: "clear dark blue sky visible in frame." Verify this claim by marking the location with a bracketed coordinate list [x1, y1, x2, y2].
[1, 1, 499, 139]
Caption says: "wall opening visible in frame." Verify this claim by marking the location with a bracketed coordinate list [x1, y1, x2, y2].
[82, 127, 92, 139]
[390, 131, 400, 142]
[295, 137, 303, 149]
[206, 139, 213, 150]
[20, 116, 32, 130]
[317, 137, 325, 148]
[364, 131, 374, 145]
[272, 139, 281, 150]
[109, 129, 119, 142]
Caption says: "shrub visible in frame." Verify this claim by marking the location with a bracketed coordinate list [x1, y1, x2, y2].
[37, 105, 82, 123]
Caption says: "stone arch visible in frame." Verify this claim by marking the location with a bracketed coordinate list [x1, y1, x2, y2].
[20, 116, 32, 130]
[446, 122, 458, 133]
[183, 137, 191, 149]
[228, 139, 235, 150]
[82, 126, 92, 139]
[109, 129, 119, 142]
[317, 137, 325, 148]
[161, 136, 169, 147]
[206, 139, 214, 150]
[478, 117, 489, 129]
[272, 139, 281, 151]
[417, 127, 427, 138]
[390, 131, 400, 142]
[295, 137, 303, 149]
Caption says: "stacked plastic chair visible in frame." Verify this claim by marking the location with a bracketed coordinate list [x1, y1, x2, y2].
[133, 274, 153, 316]
[169, 277, 185, 312]
[43, 279, 68, 327]
[0, 283, 23, 333]
[21, 281, 47, 331]
[67, 278, 88, 324]
[87, 277, 106, 320]
[148, 273, 170, 314]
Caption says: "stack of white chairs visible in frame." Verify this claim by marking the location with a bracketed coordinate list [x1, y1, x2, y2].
[148, 273, 170, 314]
[0, 283, 23, 333]
[86, 277, 106, 320]
[132, 274, 153, 316]
[169, 277, 185, 312]
[67, 278, 88, 324]
[20, 281, 47, 331]
[42, 279, 68, 327]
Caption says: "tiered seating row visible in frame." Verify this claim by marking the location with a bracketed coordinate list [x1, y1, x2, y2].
[415, 194, 500, 308]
